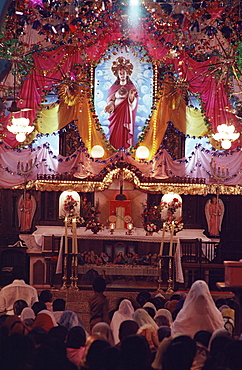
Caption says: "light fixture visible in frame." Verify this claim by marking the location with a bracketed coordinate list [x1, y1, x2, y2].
[126, 222, 133, 235]
[7, 117, 34, 142]
[136, 145, 150, 160]
[91, 145, 105, 158]
[212, 124, 240, 150]
[110, 223, 115, 234]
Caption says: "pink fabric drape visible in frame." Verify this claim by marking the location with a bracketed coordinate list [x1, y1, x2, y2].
[171, 55, 241, 146]
[0, 143, 241, 188]
[2, 23, 240, 150]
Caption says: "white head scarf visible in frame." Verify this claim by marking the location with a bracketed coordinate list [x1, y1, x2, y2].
[133, 308, 158, 330]
[143, 302, 157, 315]
[155, 308, 173, 326]
[171, 280, 224, 338]
[20, 307, 35, 321]
[110, 299, 134, 344]
[92, 322, 115, 346]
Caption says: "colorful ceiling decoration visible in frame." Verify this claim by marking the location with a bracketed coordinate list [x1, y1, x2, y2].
[0, 0, 241, 153]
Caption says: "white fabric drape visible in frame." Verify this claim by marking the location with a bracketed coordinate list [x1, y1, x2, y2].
[0, 143, 242, 188]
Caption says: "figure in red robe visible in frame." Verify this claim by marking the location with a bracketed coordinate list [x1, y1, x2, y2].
[18, 192, 36, 233]
[105, 57, 138, 149]
[205, 196, 224, 237]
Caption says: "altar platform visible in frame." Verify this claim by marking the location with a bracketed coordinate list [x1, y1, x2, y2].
[19, 227, 221, 290]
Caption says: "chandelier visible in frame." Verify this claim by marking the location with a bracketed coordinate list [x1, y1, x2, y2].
[7, 117, 34, 143]
[212, 124, 240, 150]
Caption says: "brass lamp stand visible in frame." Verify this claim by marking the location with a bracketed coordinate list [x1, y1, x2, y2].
[61, 217, 79, 290]
[157, 257, 165, 293]
[166, 256, 174, 293]
[69, 255, 79, 291]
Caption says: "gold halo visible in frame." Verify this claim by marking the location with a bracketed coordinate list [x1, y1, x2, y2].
[111, 57, 133, 77]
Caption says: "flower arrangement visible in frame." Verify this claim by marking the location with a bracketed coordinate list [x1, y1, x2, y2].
[64, 195, 78, 217]
[167, 198, 182, 217]
[85, 201, 103, 234]
[141, 203, 163, 233]
[160, 197, 182, 218]
[161, 197, 184, 233]
[142, 197, 184, 234]
[86, 217, 103, 234]
[164, 218, 184, 234]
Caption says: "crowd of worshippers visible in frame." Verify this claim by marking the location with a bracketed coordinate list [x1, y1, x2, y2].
[78, 251, 159, 266]
[0, 273, 242, 370]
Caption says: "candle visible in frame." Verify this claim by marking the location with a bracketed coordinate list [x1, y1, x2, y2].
[64, 217, 68, 254]
[74, 219, 78, 254]
[72, 218, 76, 254]
[159, 222, 166, 256]
[110, 223, 115, 230]
[169, 221, 175, 256]
[75, 225, 78, 255]
[127, 223, 133, 230]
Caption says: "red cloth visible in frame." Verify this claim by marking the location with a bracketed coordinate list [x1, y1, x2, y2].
[32, 312, 54, 332]
[107, 83, 138, 149]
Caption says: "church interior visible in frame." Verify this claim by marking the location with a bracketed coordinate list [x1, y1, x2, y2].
[0, 0, 241, 300]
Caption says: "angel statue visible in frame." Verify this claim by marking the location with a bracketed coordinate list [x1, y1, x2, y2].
[205, 196, 224, 237]
[18, 192, 36, 233]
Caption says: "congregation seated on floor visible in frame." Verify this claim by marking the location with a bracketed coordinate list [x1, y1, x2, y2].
[0, 277, 242, 370]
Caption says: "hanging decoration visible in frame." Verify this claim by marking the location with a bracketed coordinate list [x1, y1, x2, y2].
[7, 117, 34, 143]
[0, 0, 241, 152]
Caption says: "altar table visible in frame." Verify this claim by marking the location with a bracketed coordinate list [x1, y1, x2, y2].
[32, 226, 211, 284]
[32, 226, 211, 247]
[78, 264, 160, 278]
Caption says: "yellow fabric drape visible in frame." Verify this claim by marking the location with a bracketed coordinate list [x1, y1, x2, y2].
[141, 86, 186, 160]
[36, 105, 59, 134]
[58, 94, 114, 158]
[36, 86, 207, 160]
[186, 106, 208, 137]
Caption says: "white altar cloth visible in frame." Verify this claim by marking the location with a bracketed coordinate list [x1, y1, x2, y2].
[32, 226, 211, 284]
[32, 226, 210, 247]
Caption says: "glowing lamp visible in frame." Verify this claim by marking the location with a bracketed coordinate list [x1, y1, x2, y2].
[91, 145, 105, 158]
[221, 140, 232, 150]
[212, 124, 240, 149]
[136, 146, 150, 160]
[7, 117, 34, 143]
[110, 222, 115, 234]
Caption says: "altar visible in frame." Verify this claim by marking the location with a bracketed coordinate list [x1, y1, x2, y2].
[32, 226, 211, 246]
[23, 226, 212, 287]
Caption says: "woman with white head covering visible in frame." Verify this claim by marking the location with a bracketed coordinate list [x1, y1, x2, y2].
[110, 299, 134, 344]
[154, 308, 173, 327]
[133, 308, 158, 330]
[171, 280, 224, 338]
[92, 321, 115, 346]
[143, 301, 157, 317]
[20, 307, 35, 327]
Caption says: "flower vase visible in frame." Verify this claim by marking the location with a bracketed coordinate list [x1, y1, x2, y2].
[92, 229, 98, 234]
[146, 231, 153, 236]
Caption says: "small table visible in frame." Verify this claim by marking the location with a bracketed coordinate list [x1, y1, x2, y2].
[216, 282, 242, 337]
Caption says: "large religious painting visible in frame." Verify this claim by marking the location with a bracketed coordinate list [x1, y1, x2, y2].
[94, 47, 153, 150]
